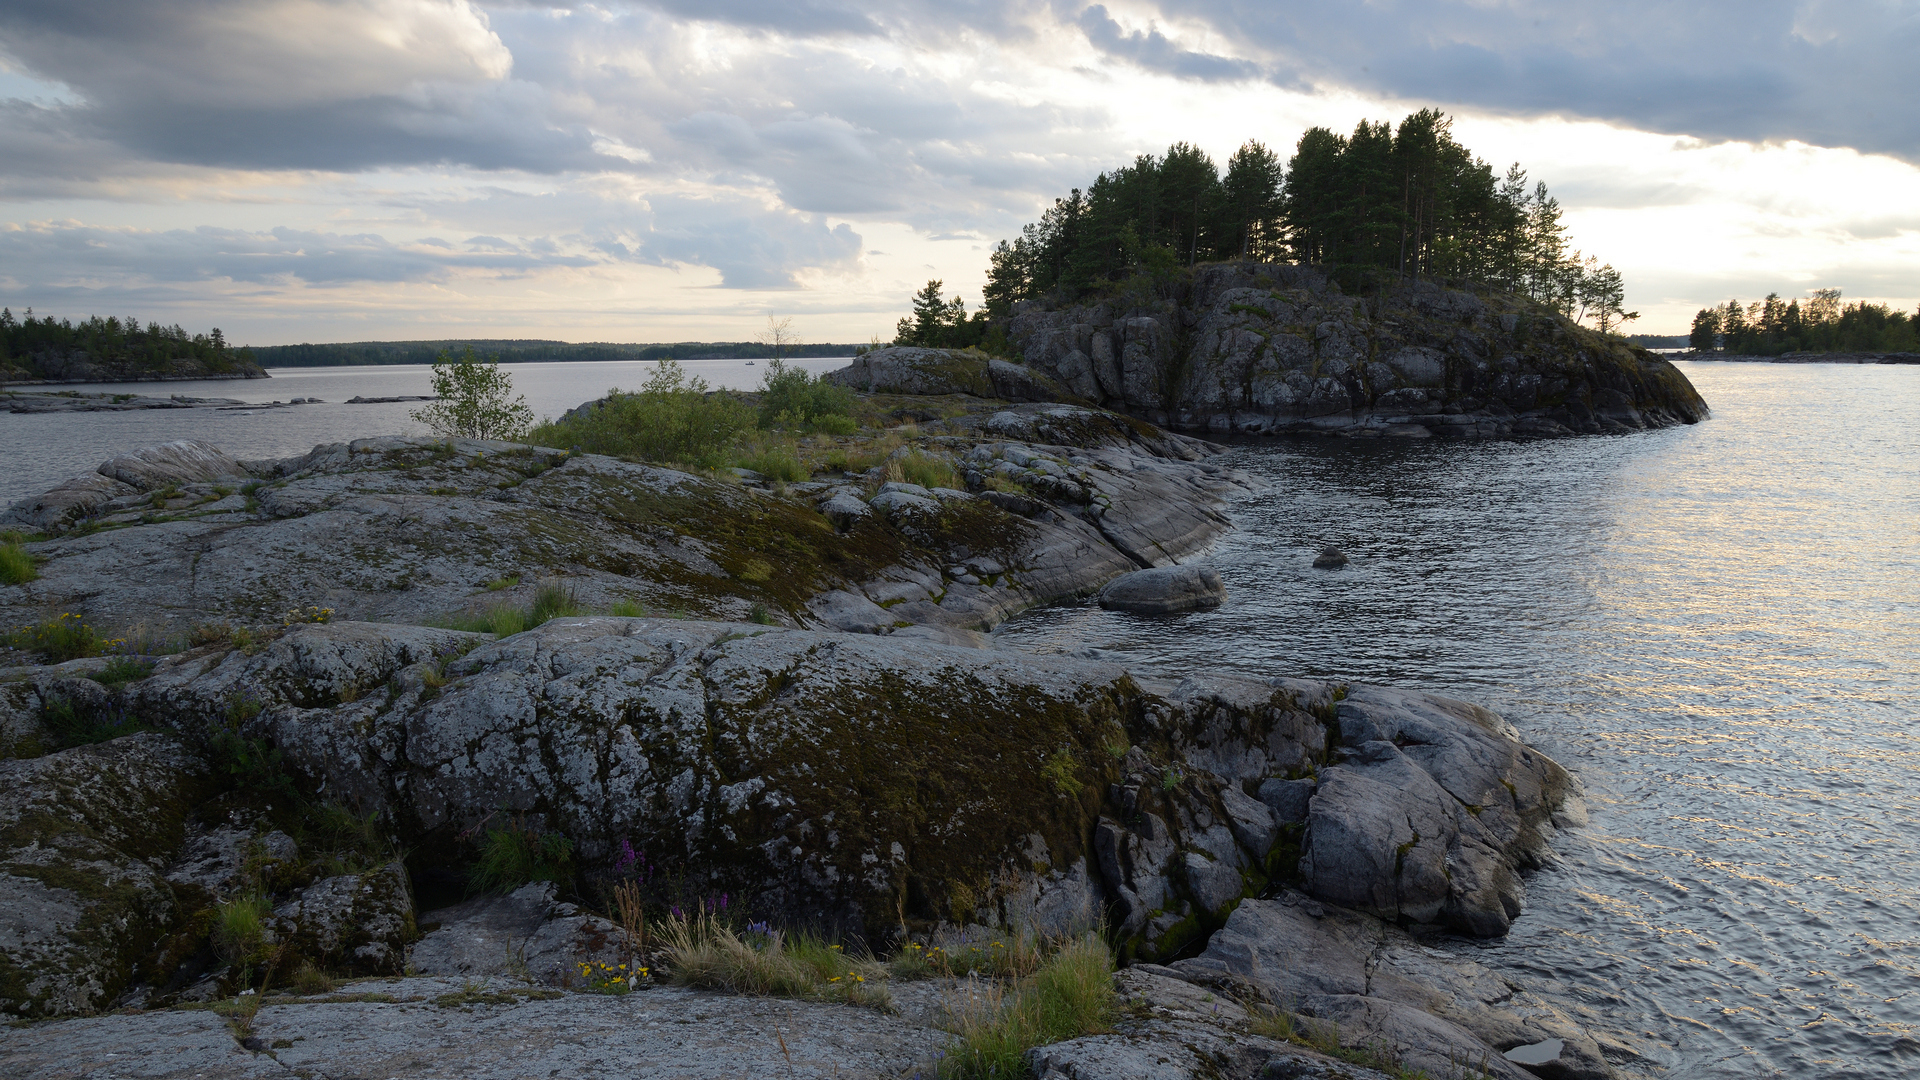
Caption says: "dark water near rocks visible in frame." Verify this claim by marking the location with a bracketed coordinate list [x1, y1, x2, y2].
[997, 362, 1920, 1078]
[0, 358, 848, 506]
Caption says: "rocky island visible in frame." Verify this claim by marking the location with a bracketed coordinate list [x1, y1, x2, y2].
[0, 305, 1700, 1079]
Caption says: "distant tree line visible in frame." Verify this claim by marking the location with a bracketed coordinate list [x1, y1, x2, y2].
[1689, 291, 1919, 355]
[250, 339, 865, 367]
[966, 109, 1636, 336]
[0, 307, 249, 373]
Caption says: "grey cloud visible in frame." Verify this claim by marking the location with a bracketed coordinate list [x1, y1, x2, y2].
[0, 223, 593, 287]
[1141, 1, 1920, 162]
[635, 0, 881, 36]
[1075, 4, 1260, 83]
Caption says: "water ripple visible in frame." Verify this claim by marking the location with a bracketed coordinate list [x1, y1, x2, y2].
[996, 362, 1920, 1078]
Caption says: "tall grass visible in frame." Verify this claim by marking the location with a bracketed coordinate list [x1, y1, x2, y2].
[662, 911, 891, 1008]
[433, 579, 583, 638]
[0, 539, 36, 585]
[5, 612, 116, 662]
[940, 935, 1115, 1079]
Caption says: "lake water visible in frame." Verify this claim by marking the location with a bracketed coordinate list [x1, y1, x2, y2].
[997, 362, 1920, 1079]
[0, 358, 849, 505]
[7, 358, 1916, 1076]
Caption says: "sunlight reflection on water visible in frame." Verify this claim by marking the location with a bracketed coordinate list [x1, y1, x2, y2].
[996, 362, 1920, 1078]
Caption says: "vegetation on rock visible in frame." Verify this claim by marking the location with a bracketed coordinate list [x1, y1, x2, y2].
[527, 359, 753, 464]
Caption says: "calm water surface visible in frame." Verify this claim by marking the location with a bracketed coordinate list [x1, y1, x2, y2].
[997, 362, 1920, 1078]
[0, 358, 848, 505]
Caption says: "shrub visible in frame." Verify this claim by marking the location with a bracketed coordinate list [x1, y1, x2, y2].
[0, 540, 35, 585]
[529, 580, 582, 624]
[528, 360, 753, 465]
[756, 359, 856, 432]
[411, 346, 534, 441]
[292, 961, 336, 995]
[469, 817, 575, 893]
[940, 935, 1115, 1079]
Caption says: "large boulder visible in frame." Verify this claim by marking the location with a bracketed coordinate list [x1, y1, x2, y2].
[1098, 565, 1226, 614]
[266, 860, 414, 975]
[1006, 262, 1710, 439]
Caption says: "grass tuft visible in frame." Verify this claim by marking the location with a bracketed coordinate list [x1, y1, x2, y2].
[469, 816, 575, 894]
[940, 934, 1114, 1079]
[0, 540, 36, 585]
[663, 911, 891, 1009]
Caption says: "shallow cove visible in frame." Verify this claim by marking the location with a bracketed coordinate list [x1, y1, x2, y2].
[995, 362, 1920, 1079]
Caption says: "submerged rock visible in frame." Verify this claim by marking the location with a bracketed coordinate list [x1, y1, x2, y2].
[1311, 547, 1348, 569]
[1098, 564, 1226, 614]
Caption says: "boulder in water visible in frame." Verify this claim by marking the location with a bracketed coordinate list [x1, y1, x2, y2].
[1097, 564, 1225, 614]
[1313, 546, 1348, 569]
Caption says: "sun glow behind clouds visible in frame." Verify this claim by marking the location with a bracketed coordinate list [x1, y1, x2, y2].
[0, 0, 1914, 342]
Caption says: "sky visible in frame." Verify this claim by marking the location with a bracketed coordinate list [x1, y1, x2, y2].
[0, 0, 1916, 344]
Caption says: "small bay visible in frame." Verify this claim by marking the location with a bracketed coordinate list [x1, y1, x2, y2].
[997, 362, 1920, 1078]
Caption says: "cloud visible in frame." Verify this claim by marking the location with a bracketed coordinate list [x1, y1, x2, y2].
[0, 221, 592, 287]
[1074, 4, 1260, 83]
[624, 194, 864, 288]
[1135, 1, 1920, 163]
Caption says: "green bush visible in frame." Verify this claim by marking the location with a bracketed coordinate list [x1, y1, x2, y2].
[90, 655, 155, 688]
[469, 817, 575, 893]
[528, 360, 753, 465]
[0, 540, 35, 585]
[411, 346, 534, 441]
[756, 359, 855, 432]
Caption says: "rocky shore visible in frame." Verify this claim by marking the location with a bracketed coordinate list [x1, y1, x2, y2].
[1004, 263, 1709, 439]
[1671, 350, 1919, 365]
[0, 380, 1654, 1078]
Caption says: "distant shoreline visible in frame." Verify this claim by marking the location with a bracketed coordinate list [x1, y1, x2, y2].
[1674, 350, 1919, 365]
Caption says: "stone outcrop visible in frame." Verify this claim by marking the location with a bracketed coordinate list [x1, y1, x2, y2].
[411, 881, 629, 986]
[2, 406, 1253, 640]
[112, 619, 1575, 968]
[1006, 263, 1709, 439]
